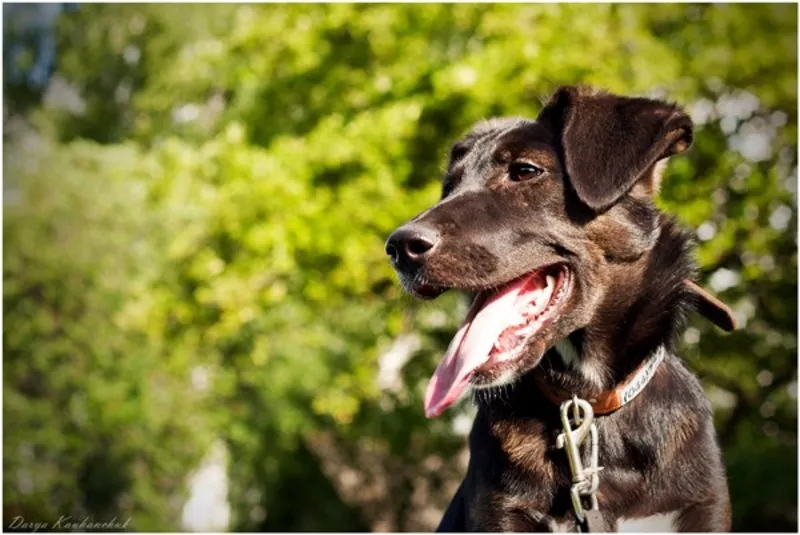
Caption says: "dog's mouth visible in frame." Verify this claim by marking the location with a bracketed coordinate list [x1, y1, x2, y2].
[423, 264, 571, 418]
[410, 282, 447, 299]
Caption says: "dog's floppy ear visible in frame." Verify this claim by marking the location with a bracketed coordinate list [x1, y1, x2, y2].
[538, 86, 693, 212]
[683, 280, 737, 332]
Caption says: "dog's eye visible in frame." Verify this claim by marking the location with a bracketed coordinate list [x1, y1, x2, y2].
[508, 162, 545, 182]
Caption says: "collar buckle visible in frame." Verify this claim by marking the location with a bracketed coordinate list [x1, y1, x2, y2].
[556, 396, 604, 530]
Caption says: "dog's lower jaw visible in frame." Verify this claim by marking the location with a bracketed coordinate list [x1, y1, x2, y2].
[471, 369, 519, 407]
[470, 336, 590, 402]
[473, 368, 519, 391]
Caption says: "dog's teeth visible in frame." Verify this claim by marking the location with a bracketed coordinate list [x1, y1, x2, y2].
[546, 275, 555, 288]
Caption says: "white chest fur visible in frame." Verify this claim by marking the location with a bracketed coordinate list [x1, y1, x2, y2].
[551, 511, 678, 532]
[617, 511, 679, 532]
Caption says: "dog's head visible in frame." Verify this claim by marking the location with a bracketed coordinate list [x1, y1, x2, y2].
[386, 86, 704, 417]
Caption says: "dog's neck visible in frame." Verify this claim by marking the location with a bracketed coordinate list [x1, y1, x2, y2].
[533, 215, 695, 399]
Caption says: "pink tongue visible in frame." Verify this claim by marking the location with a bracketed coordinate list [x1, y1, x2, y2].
[423, 277, 530, 418]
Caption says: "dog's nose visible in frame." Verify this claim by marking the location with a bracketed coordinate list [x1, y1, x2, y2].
[385, 225, 440, 265]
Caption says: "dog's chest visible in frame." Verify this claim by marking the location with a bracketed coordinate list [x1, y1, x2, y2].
[469, 415, 680, 532]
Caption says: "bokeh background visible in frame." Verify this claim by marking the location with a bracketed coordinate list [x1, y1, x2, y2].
[3, 3, 797, 532]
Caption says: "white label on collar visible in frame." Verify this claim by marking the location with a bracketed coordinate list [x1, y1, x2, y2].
[620, 345, 666, 405]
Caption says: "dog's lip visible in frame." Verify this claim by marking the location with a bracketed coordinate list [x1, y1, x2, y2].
[408, 282, 447, 299]
[405, 262, 570, 300]
[415, 263, 567, 295]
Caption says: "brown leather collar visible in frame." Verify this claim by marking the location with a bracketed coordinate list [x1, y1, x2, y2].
[534, 345, 666, 415]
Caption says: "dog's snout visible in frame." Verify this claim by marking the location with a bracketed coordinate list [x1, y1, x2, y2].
[385, 225, 440, 266]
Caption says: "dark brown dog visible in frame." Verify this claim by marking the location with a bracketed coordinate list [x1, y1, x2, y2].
[386, 86, 735, 531]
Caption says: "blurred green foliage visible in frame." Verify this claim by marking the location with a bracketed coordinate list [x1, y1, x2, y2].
[3, 4, 797, 532]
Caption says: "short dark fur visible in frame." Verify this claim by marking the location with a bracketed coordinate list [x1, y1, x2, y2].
[386, 86, 731, 531]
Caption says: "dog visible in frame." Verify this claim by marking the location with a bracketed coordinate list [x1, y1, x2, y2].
[385, 86, 736, 532]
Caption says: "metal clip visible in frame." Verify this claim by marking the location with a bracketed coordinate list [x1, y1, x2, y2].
[556, 396, 603, 526]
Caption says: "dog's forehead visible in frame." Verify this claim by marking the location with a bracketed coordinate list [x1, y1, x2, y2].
[451, 119, 554, 164]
